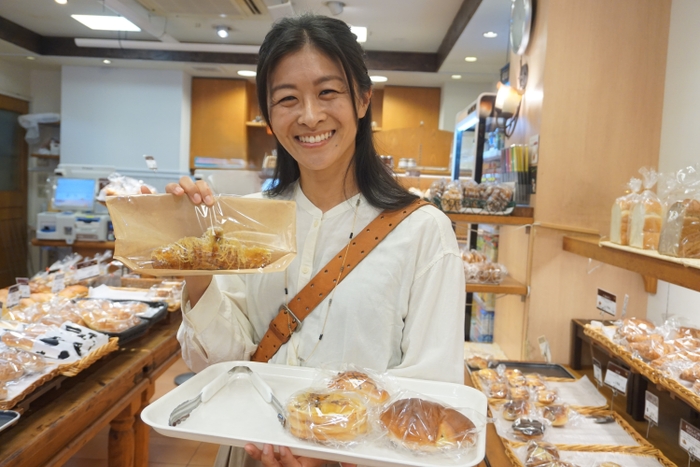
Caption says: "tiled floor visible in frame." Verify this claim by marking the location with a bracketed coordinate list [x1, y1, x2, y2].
[63, 357, 220, 467]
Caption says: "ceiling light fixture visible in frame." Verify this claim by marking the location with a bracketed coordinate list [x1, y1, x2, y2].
[55, 0, 67, 4]
[325, 1, 345, 15]
[216, 26, 230, 38]
[464, 56, 477, 62]
[71, 15, 140, 31]
[26, 56, 36, 60]
[238, 70, 256, 77]
[350, 26, 367, 43]
[483, 31, 498, 38]
[451, 75, 462, 79]
[103, 59, 112, 64]
[370, 75, 387, 83]
[74, 38, 260, 54]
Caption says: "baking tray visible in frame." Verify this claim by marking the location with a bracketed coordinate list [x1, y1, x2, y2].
[468, 360, 576, 379]
[142, 361, 488, 467]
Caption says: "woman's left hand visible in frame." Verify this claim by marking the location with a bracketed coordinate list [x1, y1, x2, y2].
[244, 444, 357, 467]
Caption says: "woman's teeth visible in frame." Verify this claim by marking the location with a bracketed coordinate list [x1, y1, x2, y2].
[298, 131, 333, 143]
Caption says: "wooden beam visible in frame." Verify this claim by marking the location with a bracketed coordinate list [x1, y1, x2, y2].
[365, 51, 438, 72]
[0, 16, 41, 53]
[436, 0, 483, 70]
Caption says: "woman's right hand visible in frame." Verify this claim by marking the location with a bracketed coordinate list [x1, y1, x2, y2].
[140, 176, 215, 206]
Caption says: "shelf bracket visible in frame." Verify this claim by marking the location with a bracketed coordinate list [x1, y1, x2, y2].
[642, 275, 658, 295]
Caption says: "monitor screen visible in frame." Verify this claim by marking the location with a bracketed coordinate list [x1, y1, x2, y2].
[54, 178, 96, 211]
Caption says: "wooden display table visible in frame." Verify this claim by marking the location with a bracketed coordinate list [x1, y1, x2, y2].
[32, 238, 115, 259]
[0, 314, 181, 467]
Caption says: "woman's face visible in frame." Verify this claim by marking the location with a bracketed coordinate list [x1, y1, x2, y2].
[268, 45, 370, 180]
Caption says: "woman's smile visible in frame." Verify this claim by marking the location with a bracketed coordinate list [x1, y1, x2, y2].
[296, 130, 336, 145]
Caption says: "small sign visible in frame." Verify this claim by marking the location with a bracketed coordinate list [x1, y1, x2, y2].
[15, 277, 30, 298]
[6, 285, 20, 309]
[622, 294, 629, 318]
[604, 361, 630, 395]
[75, 259, 100, 281]
[680, 419, 700, 457]
[592, 358, 603, 385]
[144, 154, 158, 170]
[644, 391, 659, 425]
[51, 272, 65, 293]
[538, 335, 552, 363]
[597, 289, 617, 316]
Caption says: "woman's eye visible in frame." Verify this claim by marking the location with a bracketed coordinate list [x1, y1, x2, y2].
[274, 95, 296, 105]
[320, 89, 340, 97]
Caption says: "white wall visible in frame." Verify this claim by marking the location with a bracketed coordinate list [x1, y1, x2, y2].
[29, 69, 61, 114]
[647, 0, 700, 327]
[439, 81, 497, 132]
[0, 58, 31, 101]
[61, 66, 191, 174]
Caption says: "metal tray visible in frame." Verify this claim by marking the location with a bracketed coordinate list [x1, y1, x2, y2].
[468, 360, 576, 379]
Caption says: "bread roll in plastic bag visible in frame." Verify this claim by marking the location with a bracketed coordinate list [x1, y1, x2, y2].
[609, 178, 641, 245]
[659, 198, 700, 258]
[628, 167, 663, 250]
[106, 194, 296, 276]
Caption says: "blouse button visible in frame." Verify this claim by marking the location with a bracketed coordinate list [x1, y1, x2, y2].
[302, 266, 310, 274]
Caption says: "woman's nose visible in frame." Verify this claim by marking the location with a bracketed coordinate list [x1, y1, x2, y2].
[297, 98, 326, 127]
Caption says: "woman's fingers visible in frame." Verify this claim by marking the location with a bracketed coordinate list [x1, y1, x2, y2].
[164, 182, 184, 196]
[244, 444, 282, 466]
[163, 177, 213, 205]
[140, 185, 152, 195]
[195, 180, 214, 206]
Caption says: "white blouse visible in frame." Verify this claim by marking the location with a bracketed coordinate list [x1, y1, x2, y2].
[178, 183, 466, 384]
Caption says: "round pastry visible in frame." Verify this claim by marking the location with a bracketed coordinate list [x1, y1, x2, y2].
[379, 398, 476, 451]
[542, 405, 569, 427]
[488, 382, 508, 399]
[503, 399, 529, 421]
[512, 417, 545, 441]
[327, 371, 390, 405]
[1, 332, 34, 352]
[509, 387, 530, 400]
[286, 391, 368, 442]
[475, 368, 500, 383]
[467, 355, 489, 369]
[524, 441, 559, 466]
[119, 301, 150, 315]
[680, 362, 700, 382]
[504, 368, 523, 378]
[525, 376, 546, 390]
[0, 358, 24, 383]
[536, 389, 557, 406]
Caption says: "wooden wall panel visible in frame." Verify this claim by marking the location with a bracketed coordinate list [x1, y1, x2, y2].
[374, 127, 453, 168]
[382, 86, 441, 130]
[370, 88, 383, 129]
[189, 78, 248, 167]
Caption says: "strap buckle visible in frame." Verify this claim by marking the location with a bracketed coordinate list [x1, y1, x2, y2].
[280, 304, 302, 332]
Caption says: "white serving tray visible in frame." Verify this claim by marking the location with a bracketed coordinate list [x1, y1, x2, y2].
[141, 361, 487, 467]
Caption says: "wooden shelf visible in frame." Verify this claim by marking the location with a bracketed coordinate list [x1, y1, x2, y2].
[466, 276, 528, 295]
[31, 153, 59, 160]
[447, 206, 534, 226]
[562, 235, 700, 293]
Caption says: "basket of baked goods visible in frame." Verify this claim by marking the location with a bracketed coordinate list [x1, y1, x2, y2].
[106, 194, 297, 276]
[142, 361, 488, 467]
[425, 179, 516, 216]
[72, 298, 165, 342]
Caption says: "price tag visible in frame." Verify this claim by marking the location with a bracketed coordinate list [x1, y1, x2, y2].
[622, 294, 629, 319]
[592, 358, 603, 385]
[538, 335, 552, 363]
[644, 391, 659, 425]
[604, 361, 630, 395]
[597, 289, 617, 316]
[15, 277, 30, 298]
[680, 419, 700, 457]
[6, 285, 20, 309]
[51, 272, 65, 293]
[75, 259, 100, 281]
[143, 154, 158, 170]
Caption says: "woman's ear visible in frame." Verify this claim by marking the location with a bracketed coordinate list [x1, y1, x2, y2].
[357, 89, 372, 119]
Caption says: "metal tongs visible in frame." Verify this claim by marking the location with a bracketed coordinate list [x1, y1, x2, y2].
[168, 365, 286, 427]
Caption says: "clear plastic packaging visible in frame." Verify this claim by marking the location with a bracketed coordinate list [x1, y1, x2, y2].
[523, 440, 560, 466]
[96, 172, 157, 202]
[628, 167, 663, 250]
[511, 416, 547, 442]
[319, 365, 393, 406]
[609, 177, 641, 245]
[441, 180, 463, 212]
[76, 299, 143, 333]
[107, 194, 296, 275]
[659, 198, 700, 258]
[613, 317, 656, 344]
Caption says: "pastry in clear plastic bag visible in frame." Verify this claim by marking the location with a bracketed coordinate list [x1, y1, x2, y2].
[629, 336, 674, 361]
[0, 357, 24, 384]
[512, 417, 546, 441]
[541, 404, 569, 427]
[461, 179, 480, 208]
[536, 389, 558, 406]
[659, 198, 700, 258]
[286, 390, 369, 443]
[524, 441, 560, 466]
[441, 181, 463, 212]
[614, 317, 655, 343]
[474, 368, 500, 383]
[379, 397, 478, 452]
[327, 370, 390, 405]
[629, 167, 663, 250]
[483, 183, 514, 213]
[610, 178, 641, 245]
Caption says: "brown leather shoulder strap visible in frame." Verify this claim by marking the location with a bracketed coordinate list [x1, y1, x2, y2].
[251, 198, 429, 362]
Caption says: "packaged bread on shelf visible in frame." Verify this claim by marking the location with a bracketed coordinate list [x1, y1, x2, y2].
[441, 180, 463, 212]
[628, 167, 663, 250]
[609, 177, 641, 245]
[659, 198, 700, 258]
[107, 194, 296, 275]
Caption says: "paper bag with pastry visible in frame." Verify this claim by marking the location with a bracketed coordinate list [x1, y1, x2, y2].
[107, 194, 296, 276]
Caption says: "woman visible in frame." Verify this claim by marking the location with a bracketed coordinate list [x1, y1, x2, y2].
[154, 14, 465, 467]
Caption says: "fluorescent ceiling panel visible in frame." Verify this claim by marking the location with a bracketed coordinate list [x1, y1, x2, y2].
[71, 15, 141, 32]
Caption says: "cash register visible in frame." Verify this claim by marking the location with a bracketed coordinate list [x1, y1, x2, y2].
[37, 178, 111, 244]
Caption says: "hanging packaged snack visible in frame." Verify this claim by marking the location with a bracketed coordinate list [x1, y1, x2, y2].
[628, 167, 663, 250]
[107, 194, 296, 275]
[609, 177, 641, 245]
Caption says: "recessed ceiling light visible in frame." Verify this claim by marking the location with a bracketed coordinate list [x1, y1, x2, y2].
[370, 75, 387, 83]
[55, 0, 67, 4]
[26, 56, 36, 60]
[451, 75, 462, 79]
[350, 26, 367, 43]
[483, 31, 498, 38]
[464, 56, 477, 62]
[71, 15, 140, 31]
[216, 26, 230, 38]
[103, 59, 111, 64]
[219, 14, 227, 18]
[237, 70, 256, 77]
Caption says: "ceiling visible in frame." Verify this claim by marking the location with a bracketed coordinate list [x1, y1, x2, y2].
[0, 0, 513, 88]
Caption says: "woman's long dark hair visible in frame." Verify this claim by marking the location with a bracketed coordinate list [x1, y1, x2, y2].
[256, 14, 416, 210]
